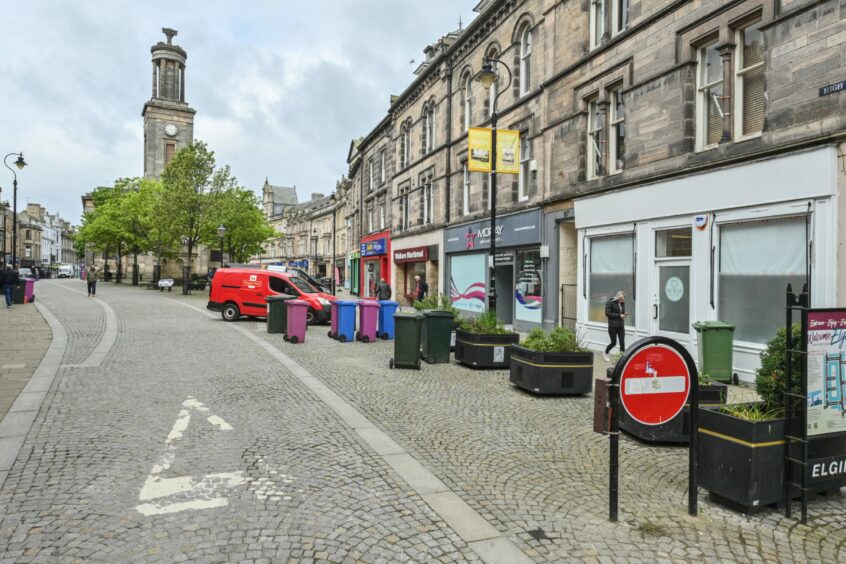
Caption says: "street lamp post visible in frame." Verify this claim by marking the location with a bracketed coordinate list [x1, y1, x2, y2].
[217, 225, 226, 269]
[3, 152, 27, 269]
[475, 60, 512, 317]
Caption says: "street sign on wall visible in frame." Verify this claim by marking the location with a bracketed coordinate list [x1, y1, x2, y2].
[619, 343, 692, 426]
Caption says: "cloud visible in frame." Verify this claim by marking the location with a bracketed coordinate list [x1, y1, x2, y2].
[0, 1, 478, 222]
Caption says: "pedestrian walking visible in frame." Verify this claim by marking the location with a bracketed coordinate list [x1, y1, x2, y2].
[413, 274, 429, 301]
[86, 266, 100, 297]
[603, 290, 627, 362]
[376, 278, 392, 301]
[2, 266, 19, 308]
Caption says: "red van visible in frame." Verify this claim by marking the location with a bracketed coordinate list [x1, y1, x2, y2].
[207, 268, 334, 324]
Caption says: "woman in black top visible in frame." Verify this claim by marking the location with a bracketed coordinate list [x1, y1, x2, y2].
[603, 291, 627, 361]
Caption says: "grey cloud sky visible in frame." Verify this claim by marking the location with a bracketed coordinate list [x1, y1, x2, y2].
[0, 1, 479, 223]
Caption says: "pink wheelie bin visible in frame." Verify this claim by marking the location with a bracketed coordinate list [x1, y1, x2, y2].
[356, 300, 380, 343]
[284, 299, 309, 344]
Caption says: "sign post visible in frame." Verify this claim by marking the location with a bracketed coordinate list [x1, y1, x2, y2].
[609, 336, 699, 520]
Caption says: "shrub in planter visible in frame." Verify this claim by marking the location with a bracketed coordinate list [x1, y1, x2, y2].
[510, 327, 593, 395]
[455, 311, 518, 369]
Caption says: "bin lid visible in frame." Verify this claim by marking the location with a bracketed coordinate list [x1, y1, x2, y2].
[377, 300, 398, 306]
[287, 299, 309, 306]
[336, 300, 358, 306]
[692, 320, 735, 330]
[358, 300, 381, 308]
[423, 309, 455, 318]
[394, 311, 424, 319]
[266, 294, 296, 302]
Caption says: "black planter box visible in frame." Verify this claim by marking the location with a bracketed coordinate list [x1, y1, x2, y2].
[454, 329, 519, 369]
[509, 345, 594, 395]
[619, 380, 727, 444]
[698, 406, 787, 511]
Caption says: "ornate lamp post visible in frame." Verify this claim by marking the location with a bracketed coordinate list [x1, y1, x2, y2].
[3, 152, 27, 268]
[475, 60, 512, 316]
[217, 225, 227, 269]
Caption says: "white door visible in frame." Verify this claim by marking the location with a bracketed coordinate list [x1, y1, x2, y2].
[653, 261, 692, 343]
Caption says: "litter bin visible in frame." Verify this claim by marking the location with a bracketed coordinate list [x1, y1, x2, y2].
[266, 294, 295, 334]
[390, 311, 424, 369]
[357, 300, 380, 343]
[284, 300, 309, 344]
[377, 300, 399, 340]
[421, 310, 455, 363]
[692, 321, 736, 383]
[333, 300, 357, 342]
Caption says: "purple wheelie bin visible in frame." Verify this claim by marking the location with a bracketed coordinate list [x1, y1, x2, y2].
[356, 300, 380, 343]
[284, 299, 309, 344]
[328, 301, 340, 339]
[24, 279, 35, 303]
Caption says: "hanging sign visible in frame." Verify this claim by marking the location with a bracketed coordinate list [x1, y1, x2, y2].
[496, 130, 521, 175]
[468, 128, 492, 173]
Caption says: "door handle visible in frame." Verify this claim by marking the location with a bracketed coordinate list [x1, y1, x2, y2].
[653, 304, 658, 319]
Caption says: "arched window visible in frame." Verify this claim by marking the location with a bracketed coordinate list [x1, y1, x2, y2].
[399, 121, 410, 169]
[464, 74, 473, 131]
[519, 25, 532, 96]
[423, 102, 435, 153]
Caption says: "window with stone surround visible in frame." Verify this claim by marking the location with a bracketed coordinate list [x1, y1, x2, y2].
[368, 157, 375, 191]
[380, 149, 386, 184]
[586, 98, 603, 179]
[590, 0, 606, 49]
[696, 41, 725, 150]
[609, 88, 625, 173]
[462, 162, 471, 216]
[165, 142, 176, 167]
[519, 25, 532, 97]
[399, 121, 410, 169]
[518, 132, 531, 201]
[463, 73, 473, 131]
[422, 102, 435, 154]
[735, 20, 765, 138]
[379, 202, 385, 230]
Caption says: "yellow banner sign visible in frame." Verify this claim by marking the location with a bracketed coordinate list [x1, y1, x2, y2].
[496, 129, 520, 175]
[468, 128, 492, 173]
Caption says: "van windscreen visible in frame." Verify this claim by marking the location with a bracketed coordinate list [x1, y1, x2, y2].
[289, 276, 318, 294]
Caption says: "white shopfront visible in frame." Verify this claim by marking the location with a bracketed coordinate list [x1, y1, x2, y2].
[575, 147, 840, 383]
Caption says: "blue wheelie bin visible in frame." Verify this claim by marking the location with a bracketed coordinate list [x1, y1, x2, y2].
[377, 300, 399, 340]
[334, 300, 358, 343]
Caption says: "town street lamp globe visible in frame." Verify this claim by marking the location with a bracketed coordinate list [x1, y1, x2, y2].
[3, 152, 28, 269]
[475, 61, 497, 90]
[217, 225, 226, 269]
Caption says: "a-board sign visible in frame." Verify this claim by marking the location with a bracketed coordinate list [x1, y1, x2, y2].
[619, 343, 692, 426]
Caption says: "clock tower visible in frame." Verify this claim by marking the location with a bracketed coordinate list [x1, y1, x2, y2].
[142, 28, 196, 179]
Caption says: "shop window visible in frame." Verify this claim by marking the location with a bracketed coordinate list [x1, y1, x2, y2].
[516, 249, 542, 323]
[404, 262, 426, 301]
[736, 21, 765, 137]
[518, 133, 531, 201]
[609, 88, 625, 173]
[655, 227, 692, 258]
[719, 218, 806, 344]
[587, 99, 603, 179]
[697, 42, 724, 149]
[589, 234, 635, 325]
[450, 253, 486, 313]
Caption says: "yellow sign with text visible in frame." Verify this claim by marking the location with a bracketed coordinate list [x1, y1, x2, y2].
[468, 128, 492, 173]
[496, 129, 520, 175]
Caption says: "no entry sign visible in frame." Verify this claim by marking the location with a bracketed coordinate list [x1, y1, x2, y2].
[619, 343, 691, 425]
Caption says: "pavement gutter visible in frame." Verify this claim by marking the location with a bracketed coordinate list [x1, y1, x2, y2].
[165, 297, 535, 564]
[0, 301, 68, 488]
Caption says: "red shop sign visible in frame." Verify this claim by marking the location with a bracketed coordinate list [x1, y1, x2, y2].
[393, 246, 428, 263]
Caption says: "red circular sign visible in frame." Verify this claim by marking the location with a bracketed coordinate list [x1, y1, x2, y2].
[619, 344, 691, 426]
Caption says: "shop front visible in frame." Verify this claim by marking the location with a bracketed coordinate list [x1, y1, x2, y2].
[347, 252, 360, 294]
[391, 230, 442, 306]
[360, 231, 391, 299]
[444, 208, 543, 332]
[574, 147, 840, 383]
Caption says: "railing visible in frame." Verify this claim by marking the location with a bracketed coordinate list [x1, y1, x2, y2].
[560, 283, 577, 331]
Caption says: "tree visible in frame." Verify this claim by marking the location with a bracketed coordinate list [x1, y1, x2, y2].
[75, 185, 126, 279]
[139, 179, 181, 282]
[210, 188, 276, 263]
[161, 141, 236, 294]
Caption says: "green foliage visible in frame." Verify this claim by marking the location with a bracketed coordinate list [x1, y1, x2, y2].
[519, 326, 585, 353]
[755, 323, 802, 414]
[211, 188, 276, 263]
[720, 402, 783, 421]
[459, 310, 509, 335]
[413, 293, 459, 318]
[699, 372, 712, 385]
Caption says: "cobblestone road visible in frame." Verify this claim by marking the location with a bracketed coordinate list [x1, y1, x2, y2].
[1, 281, 844, 563]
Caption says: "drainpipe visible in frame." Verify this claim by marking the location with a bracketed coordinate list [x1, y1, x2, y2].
[444, 64, 453, 224]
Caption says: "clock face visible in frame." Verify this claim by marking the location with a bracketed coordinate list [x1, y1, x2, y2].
[164, 123, 178, 137]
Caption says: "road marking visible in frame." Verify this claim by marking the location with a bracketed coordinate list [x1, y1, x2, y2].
[164, 297, 534, 564]
[41, 280, 118, 367]
[136, 397, 246, 516]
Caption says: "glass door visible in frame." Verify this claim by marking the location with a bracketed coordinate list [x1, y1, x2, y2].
[654, 262, 691, 342]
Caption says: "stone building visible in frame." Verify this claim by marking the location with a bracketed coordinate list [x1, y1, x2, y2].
[332, 0, 846, 381]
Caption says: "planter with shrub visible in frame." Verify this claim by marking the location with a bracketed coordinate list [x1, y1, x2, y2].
[510, 327, 593, 395]
[454, 311, 519, 369]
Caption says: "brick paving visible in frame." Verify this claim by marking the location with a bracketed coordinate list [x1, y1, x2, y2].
[1, 281, 844, 562]
[0, 297, 51, 420]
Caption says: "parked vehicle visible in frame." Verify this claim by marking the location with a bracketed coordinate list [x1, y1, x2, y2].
[57, 265, 74, 278]
[207, 268, 334, 324]
[266, 265, 332, 294]
[17, 268, 34, 279]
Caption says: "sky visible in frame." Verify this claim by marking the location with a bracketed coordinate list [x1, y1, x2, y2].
[0, 1, 480, 224]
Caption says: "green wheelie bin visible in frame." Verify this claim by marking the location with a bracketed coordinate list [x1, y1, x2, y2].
[692, 321, 736, 383]
[390, 311, 424, 370]
[266, 294, 296, 334]
[12, 283, 26, 305]
[421, 310, 454, 364]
